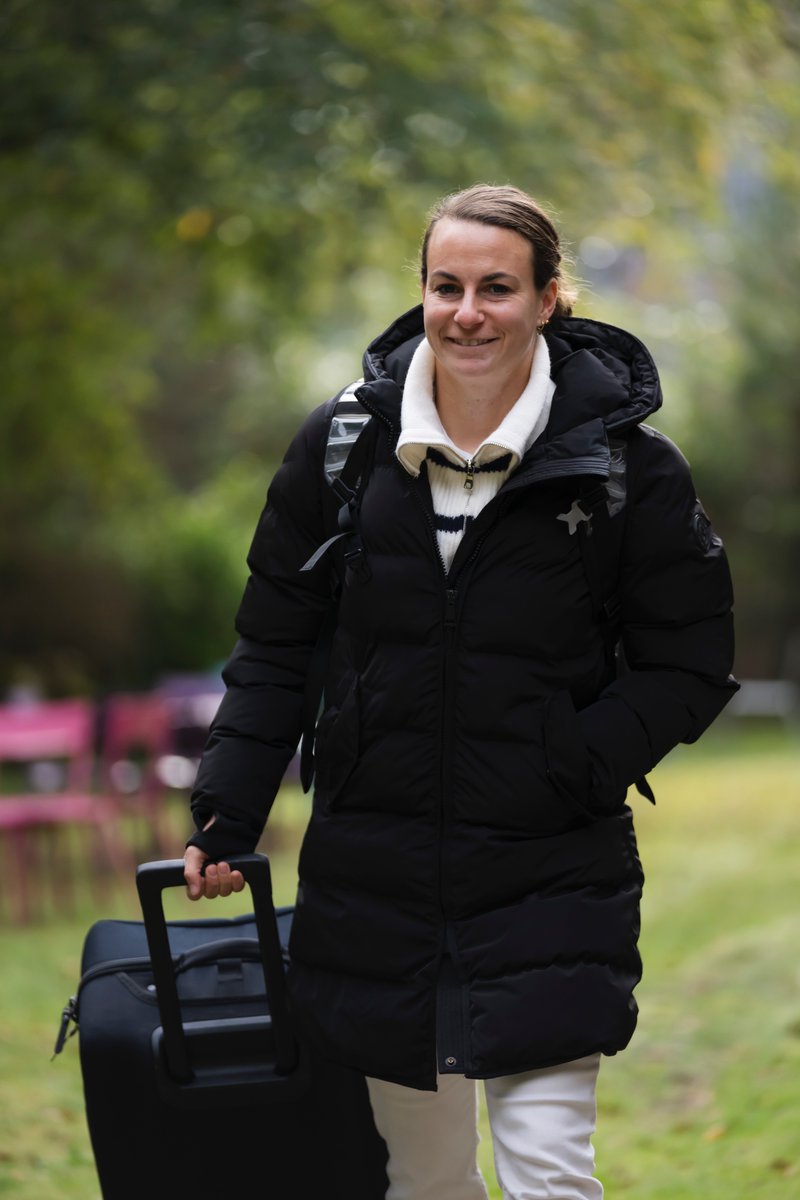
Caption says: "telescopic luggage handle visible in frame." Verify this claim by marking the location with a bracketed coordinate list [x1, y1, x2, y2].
[136, 854, 298, 1096]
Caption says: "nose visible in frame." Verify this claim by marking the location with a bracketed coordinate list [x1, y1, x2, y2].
[454, 289, 483, 328]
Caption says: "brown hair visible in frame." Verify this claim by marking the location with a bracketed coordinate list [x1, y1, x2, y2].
[420, 184, 578, 318]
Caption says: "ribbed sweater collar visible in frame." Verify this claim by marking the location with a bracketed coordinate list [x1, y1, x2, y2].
[396, 335, 555, 477]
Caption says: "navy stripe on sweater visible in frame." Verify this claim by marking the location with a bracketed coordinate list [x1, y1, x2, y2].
[434, 513, 476, 534]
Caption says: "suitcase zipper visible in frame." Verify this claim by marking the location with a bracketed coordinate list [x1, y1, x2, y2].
[53, 955, 153, 1057]
[53, 940, 294, 1059]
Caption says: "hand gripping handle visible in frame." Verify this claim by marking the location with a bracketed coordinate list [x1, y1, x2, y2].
[136, 854, 296, 1085]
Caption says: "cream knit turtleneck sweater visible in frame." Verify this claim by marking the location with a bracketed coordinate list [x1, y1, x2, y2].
[395, 336, 556, 570]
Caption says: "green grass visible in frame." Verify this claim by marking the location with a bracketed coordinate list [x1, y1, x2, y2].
[1, 727, 798, 1197]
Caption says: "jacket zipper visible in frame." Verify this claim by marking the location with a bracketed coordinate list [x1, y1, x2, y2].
[409, 469, 505, 985]
[406, 481, 455, 947]
[440, 584, 458, 927]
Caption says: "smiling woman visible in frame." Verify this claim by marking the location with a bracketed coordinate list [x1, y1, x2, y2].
[417, 185, 578, 455]
[421, 219, 557, 452]
[182, 183, 738, 1199]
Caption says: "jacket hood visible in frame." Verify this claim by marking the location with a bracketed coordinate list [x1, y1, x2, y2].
[360, 304, 662, 439]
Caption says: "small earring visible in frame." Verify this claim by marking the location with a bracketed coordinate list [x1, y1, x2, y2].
[537, 319, 549, 332]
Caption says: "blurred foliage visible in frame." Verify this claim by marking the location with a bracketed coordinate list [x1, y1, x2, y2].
[1, 0, 799, 692]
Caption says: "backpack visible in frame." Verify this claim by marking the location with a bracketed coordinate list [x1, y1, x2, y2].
[299, 387, 653, 803]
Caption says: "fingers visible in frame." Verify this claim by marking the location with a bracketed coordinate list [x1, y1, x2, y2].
[202, 861, 246, 899]
[184, 847, 209, 900]
[184, 848, 245, 901]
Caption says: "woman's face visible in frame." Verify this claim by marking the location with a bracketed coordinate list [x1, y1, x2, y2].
[421, 217, 557, 392]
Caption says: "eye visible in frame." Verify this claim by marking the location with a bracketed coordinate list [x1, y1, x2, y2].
[487, 283, 512, 295]
[432, 282, 459, 296]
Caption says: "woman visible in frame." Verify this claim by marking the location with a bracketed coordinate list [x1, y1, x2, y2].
[184, 185, 737, 1199]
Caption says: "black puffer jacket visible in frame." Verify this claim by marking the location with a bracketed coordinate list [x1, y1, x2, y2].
[189, 306, 737, 1091]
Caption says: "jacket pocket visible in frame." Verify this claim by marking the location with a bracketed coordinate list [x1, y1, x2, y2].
[313, 674, 360, 810]
[542, 690, 595, 822]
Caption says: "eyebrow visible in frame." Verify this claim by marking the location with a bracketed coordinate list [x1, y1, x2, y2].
[429, 270, 519, 283]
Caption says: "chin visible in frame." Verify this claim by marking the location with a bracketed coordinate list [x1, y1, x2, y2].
[445, 355, 497, 376]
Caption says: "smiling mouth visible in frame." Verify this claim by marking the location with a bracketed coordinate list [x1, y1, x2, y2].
[446, 337, 497, 346]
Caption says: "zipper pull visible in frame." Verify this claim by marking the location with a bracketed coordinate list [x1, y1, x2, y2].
[52, 996, 78, 1059]
[464, 460, 474, 491]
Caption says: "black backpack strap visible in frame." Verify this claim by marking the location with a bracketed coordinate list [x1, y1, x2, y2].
[299, 391, 378, 791]
[575, 482, 621, 672]
[301, 393, 376, 578]
[575, 446, 655, 806]
[570, 437, 628, 657]
[300, 604, 338, 792]
[323, 383, 371, 485]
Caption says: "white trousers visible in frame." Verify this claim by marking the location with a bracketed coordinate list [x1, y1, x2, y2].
[366, 1055, 603, 1200]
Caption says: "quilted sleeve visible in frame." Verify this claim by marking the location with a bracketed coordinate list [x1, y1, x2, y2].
[576, 425, 738, 806]
[187, 401, 337, 858]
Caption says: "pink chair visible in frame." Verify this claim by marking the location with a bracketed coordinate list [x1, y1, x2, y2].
[100, 693, 174, 858]
[0, 700, 128, 922]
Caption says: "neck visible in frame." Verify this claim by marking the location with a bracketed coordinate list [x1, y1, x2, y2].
[433, 355, 534, 456]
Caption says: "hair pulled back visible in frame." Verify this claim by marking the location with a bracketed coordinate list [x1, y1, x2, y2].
[420, 184, 577, 318]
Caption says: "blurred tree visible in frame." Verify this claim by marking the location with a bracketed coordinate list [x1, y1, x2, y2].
[0, 0, 797, 689]
[680, 121, 800, 680]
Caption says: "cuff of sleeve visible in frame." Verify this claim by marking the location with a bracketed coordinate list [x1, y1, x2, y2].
[185, 812, 261, 860]
[577, 695, 655, 803]
[577, 672, 694, 802]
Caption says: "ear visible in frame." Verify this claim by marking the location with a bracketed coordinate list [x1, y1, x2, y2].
[540, 278, 558, 322]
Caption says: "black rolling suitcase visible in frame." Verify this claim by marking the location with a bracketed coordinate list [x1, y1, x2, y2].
[56, 854, 388, 1199]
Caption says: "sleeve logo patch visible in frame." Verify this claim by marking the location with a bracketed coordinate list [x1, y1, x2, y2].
[692, 507, 718, 553]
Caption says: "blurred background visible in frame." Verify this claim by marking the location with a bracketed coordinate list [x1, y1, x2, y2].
[1, 2, 799, 1197]
[2, 0, 799, 699]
